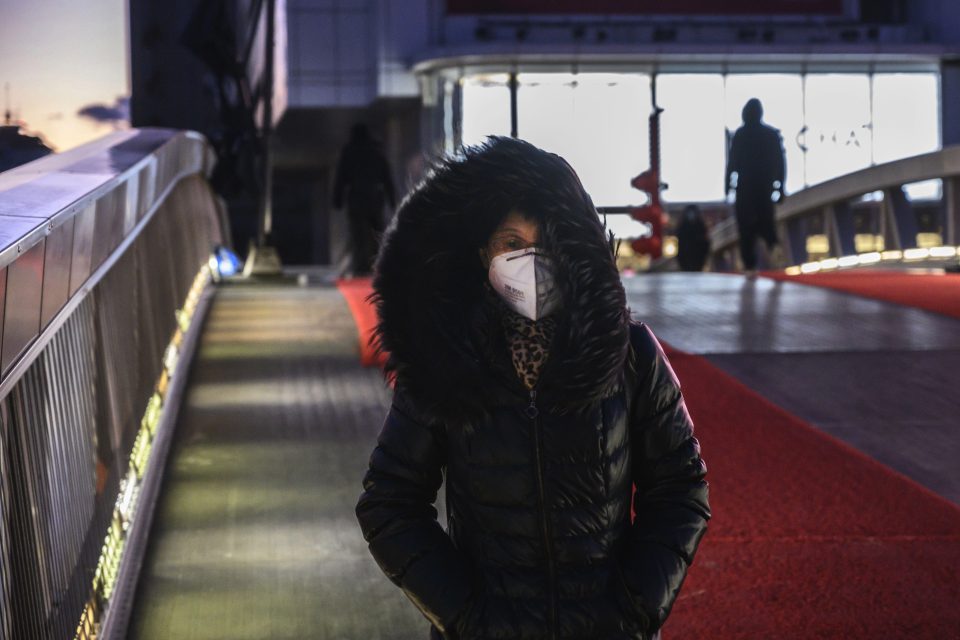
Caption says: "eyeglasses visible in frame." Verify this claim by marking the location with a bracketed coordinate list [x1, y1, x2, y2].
[488, 237, 539, 257]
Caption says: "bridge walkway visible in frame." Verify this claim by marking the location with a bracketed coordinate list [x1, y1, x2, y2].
[126, 272, 960, 639]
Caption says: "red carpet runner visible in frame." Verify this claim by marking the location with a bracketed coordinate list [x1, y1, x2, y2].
[337, 277, 960, 638]
[662, 345, 960, 639]
[763, 269, 960, 321]
[335, 277, 388, 368]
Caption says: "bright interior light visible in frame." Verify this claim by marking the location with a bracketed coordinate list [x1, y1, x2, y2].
[462, 74, 512, 145]
[516, 73, 651, 207]
[903, 248, 930, 260]
[89, 265, 210, 628]
[872, 73, 940, 165]
[820, 258, 839, 270]
[800, 262, 821, 273]
[929, 246, 957, 258]
[659, 74, 726, 202]
[858, 252, 882, 264]
[212, 246, 241, 278]
[881, 250, 903, 260]
[804, 74, 872, 186]
[837, 255, 859, 267]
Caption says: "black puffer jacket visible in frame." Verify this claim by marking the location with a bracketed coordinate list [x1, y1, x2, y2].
[356, 137, 710, 640]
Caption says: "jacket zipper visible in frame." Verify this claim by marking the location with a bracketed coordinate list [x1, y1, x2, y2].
[527, 388, 558, 640]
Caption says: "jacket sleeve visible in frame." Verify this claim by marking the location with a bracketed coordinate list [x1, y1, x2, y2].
[355, 388, 475, 634]
[619, 323, 711, 632]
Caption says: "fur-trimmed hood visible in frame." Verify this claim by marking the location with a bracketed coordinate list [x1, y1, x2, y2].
[369, 137, 631, 427]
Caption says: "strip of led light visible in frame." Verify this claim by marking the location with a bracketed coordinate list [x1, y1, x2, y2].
[784, 245, 960, 276]
[75, 264, 211, 640]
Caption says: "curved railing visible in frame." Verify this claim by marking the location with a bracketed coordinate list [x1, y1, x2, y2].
[0, 129, 225, 640]
[709, 146, 960, 270]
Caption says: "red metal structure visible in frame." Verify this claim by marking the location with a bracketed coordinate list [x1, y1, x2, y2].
[630, 102, 666, 258]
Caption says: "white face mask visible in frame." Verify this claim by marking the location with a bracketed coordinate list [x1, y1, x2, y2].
[488, 247, 562, 321]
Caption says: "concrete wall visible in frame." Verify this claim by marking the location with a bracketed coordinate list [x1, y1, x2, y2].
[285, 0, 960, 110]
[906, 0, 960, 43]
[286, 0, 432, 107]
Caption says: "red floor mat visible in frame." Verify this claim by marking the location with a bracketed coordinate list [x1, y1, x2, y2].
[762, 270, 960, 321]
[335, 277, 386, 368]
[337, 278, 960, 638]
[664, 346, 960, 639]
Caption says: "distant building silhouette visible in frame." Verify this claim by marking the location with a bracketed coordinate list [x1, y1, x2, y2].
[0, 119, 52, 173]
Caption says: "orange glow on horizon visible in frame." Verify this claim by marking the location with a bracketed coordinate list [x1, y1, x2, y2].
[0, 0, 129, 154]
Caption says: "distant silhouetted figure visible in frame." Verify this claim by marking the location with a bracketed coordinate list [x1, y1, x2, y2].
[333, 124, 396, 277]
[726, 98, 786, 277]
[675, 204, 711, 272]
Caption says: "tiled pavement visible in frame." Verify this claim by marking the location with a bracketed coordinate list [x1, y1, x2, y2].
[129, 272, 960, 639]
[624, 272, 960, 504]
[128, 281, 428, 640]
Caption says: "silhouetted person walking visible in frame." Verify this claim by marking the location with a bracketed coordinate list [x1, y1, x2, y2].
[726, 98, 786, 279]
[675, 204, 711, 272]
[333, 124, 396, 277]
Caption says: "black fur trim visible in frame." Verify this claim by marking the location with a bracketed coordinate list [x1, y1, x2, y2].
[368, 137, 631, 427]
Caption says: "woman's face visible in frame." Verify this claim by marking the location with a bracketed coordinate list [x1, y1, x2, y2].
[480, 210, 539, 268]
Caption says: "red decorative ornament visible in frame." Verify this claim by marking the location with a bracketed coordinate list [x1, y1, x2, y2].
[630, 103, 666, 259]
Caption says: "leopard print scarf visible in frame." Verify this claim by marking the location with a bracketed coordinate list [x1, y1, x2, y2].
[498, 304, 557, 391]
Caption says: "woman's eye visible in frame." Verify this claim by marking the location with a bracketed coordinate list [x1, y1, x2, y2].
[489, 237, 535, 257]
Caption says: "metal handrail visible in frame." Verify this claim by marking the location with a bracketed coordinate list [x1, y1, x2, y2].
[0, 129, 215, 392]
[0, 128, 224, 640]
[709, 145, 960, 267]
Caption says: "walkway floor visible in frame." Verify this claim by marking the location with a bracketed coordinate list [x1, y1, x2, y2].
[127, 272, 960, 639]
[127, 280, 424, 639]
[623, 273, 960, 504]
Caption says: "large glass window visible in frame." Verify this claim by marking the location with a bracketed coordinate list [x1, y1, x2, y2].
[461, 74, 512, 146]
[517, 73, 651, 207]
[803, 74, 873, 186]
[723, 74, 805, 196]
[874, 73, 941, 200]
[872, 73, 940, 164]
[456, 69, 941, 211]
[658, 74, 727, 203]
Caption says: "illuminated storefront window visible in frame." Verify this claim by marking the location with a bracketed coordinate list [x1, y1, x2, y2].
[872, 73, 941, 200]
[517, 73, 651, 208]
[456, 69, 941, 207]
[461, 74, 512, 145]
[872, 73, 939, 164]
[804, 74, 874, 186]
[658, 74, 727, 203]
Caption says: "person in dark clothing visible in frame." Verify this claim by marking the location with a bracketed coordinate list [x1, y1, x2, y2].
[726, 98, 786, 278]
[356, 137, 711, 640]
[675, 204, 711, 272]
[333, 123, 397, 276]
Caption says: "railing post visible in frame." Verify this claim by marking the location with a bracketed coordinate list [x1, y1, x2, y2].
[776, 219, 792, 265]
[946, 176, 960, 245]
[883, 186, 917, 250]
[825, 204, 840, 258]
[785, 215, 808, 265]
[828, 201, 857, 257]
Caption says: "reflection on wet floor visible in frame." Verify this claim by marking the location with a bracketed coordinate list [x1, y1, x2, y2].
[624, 273, 960, 504]
[128, 273, 960, 639]
[128, 282, 427, 640]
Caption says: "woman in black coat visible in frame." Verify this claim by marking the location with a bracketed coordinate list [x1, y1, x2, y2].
[356, 137, 710, 640]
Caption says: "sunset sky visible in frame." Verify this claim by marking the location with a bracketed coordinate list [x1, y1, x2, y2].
[0, 0, 128, 152]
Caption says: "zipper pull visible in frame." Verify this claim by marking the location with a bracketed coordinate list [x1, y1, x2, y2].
[525, 389, 539, 419]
